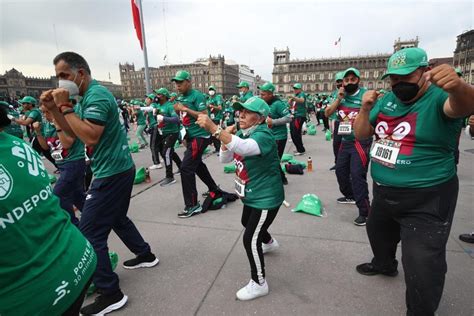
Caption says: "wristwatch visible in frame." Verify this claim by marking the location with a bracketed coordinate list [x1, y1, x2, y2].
[212, 125, 222, 138]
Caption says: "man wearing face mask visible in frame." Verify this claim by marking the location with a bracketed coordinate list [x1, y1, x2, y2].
[325, 67, 371, 226]
[40, 52, 159, 315]
[237, 81, 253, 103]
[207, 85, 224, 153]
[288, 83, 307, 155]
[144, 93, 163, 170]
[354, 47, 474, 316]
[172, 70, 221, 218]
[328, 71, 344, 170]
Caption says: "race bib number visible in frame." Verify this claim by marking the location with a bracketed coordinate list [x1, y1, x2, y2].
[210, 113, 215, 120]
[370, 139, 401, 168]
[51, 149, 64, 161]
[338, 121, 352, 135]
[234, 177, 246, 198]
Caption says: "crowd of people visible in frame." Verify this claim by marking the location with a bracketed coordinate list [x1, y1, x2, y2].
[1, 47, 473, 316]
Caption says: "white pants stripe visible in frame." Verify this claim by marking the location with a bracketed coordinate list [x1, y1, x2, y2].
[251, 209, 268, 285]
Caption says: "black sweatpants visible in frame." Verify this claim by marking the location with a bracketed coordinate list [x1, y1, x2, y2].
[290, 117, 306, 153]
[149, 128, 162, 165]
[241, 205, 280, 285]
[276, 138, 287, 182]
[332, 121, 343, 164]
[180, 137, 218, 207]
[161, 132, 182, 178]
[367, 175, 458, 316]
[335, 139, 371, 216]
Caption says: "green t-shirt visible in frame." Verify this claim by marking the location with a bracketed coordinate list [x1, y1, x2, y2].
[234, 124, 284, 209]
[27, 108, 43, 137]
[80, 80, 134, 178]
[147, 106, 157, 128]
[240, 91, 253, 103]
[207, 94, 224, 121]
[157, 101, 180, 135]
[336, 87, 367, 141]
[41, 119, 84, 165]
[291, 92, 307, 118]
[135, 108, 146, 126]
[369, 85, 462, 188]
[328, 90, 339, 120]
[224, 102, 235, 125]
[4, 109, 23, 138]
[177, 89, 209, 138]
[0, 132, 97, 316]
[268, 97, 290, 140]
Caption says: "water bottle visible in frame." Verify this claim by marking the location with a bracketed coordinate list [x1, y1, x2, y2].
[307, 157, 313, 172]
[145, 168, 151, 183]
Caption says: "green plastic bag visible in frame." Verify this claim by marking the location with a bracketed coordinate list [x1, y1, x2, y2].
[48, 174, 57, 184]
[325, 129, 332, 141]
[203, 147, 211, 154]
[281, 153, 293, 162]
[307, 125, 317, 135]
[87, 252, 119, 296]
[287, 159, 307, 169]
[129, 141, 139, 153]
[292, 194, 323, 217]
[134, 167, 146, 184]
[174, 140, 181, 149]
[224, 164, 236, 173]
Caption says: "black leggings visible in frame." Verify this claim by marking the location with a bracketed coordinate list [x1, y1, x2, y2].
[241, 205, 280, 285]
[61, 277, 92, 316]
[161, 133, 182, 178]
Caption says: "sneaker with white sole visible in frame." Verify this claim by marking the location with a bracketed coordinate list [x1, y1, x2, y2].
[262, 238, 279, 254]
[123, 252, 159, 269]
[337, 197, 356, 204]
[160, 177, 176, 187]
[236, 279, 269, 301]
[80, 290, 128, 315]
[149, 164, 163, 170]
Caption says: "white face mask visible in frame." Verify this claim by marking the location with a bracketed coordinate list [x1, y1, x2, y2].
[241, 124, 259, 137]
[239, 91, 244, 96]
[58, 72, 83, 97]
[209, 90, 215, 96]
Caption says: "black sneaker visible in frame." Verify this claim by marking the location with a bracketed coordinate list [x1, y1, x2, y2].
[123, 252, 159, 269]
[337, 197, 356, 204]
[160, 177, 176, 187]
[178, 204, 202, 218]
[353, 215, 367, 226]
[329, 165, 336, 171]
[80, 290, 128, 315]
[459, 232, 474, 243]
[158, 177, 167, 184]
[282, 177, 288, 185]
[356, 263, 398, 277]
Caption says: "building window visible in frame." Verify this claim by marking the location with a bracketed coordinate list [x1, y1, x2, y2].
[319, 73, 324, 80]
[323, 83, 328, 91]
[374, 70, 379, 79]
[368, 82, 374, 89]
[328, 73, 333, 80]
[364, 71, 369, 79]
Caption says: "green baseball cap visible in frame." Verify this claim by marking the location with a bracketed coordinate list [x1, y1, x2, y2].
[154, 87, 170, 98]
[335, 71, 344, 81]
[170, 92, 177, 98]
[236, 81, 249, 88]
[19, 96, 37, 105]
[208, 85, 216, 91]
[0, 101, 10, 108]
[381, 47, 428, 79]
[342, 67, 360, 79]
[258, 82, 275, 93]
[145, 93, 156, 99]
[293, 83, 302, 89]
[171, 70, 191, 82]
[233, 96, 270, 117]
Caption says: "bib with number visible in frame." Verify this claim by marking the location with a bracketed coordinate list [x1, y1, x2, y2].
[370, 139, 401, 168]
[338, 121, 352, 135]
[234, 177, 246, 198]
[210, 113, 215, 120]
[51, 149, 64, 161]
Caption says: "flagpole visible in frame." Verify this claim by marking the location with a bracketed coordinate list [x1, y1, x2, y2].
[339, 38, 342, 58]
[137, 0, 151, 94]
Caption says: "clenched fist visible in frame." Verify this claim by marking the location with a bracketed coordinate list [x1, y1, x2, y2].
[425, 64, 463, 93]
[51, 88, 70, 106]
[361, 90, 380, 112]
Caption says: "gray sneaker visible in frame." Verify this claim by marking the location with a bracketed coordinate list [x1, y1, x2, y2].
[178, 204, 202, 218]
[160, 177, 176, 187]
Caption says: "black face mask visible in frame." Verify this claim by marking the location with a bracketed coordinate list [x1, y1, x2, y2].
[391, 72, 424, 103]
[344, 83, 358, 94]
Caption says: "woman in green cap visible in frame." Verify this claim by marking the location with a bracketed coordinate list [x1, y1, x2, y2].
[196, 96, 284, 301]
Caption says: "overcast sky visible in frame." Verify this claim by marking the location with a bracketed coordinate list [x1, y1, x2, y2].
[1, 0, 472, 85]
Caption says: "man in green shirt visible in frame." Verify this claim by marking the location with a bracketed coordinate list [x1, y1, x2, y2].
[172, 70, 220, 218]
[288, 83, 307, 155]
[325, 67, 371, 226]
[0, 107, 97, 315]
[207, 85, 224, 153]
[154, 87, 182, 186]
[0, 101, 23, 139]
[144, 93, 163, 170]
[40, 52, 158, 315]
[259, 81, 291, 185]
[133, 101, 148, 148]
[328, 71, 344, 170]
[237, 81, 253, 103]
[196, 96, 283, 301]
[33, 103, 85, 227]
[354, 47, 473, 316]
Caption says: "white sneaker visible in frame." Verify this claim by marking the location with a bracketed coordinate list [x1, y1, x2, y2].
[236, 279, 269, 301]
[149, 164, 163, 170]
[262, 238, 279, 254]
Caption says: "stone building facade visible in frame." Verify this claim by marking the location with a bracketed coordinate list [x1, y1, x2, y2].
[453, 29, 474, 84]
[272, 38, 419, 97]
[119, 55, 240, 99]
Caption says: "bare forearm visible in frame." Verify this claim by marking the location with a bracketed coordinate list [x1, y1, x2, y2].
[57, 131, 75, 149]
[354, 108, 374, 139]
[64, 115, 101, 146]
[50, 109, 75, 136]
[35, 133, 49, 150]
[185, 108, 206, 119]
[446, 84, 474, 118]
[325, 99, 341, 117]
